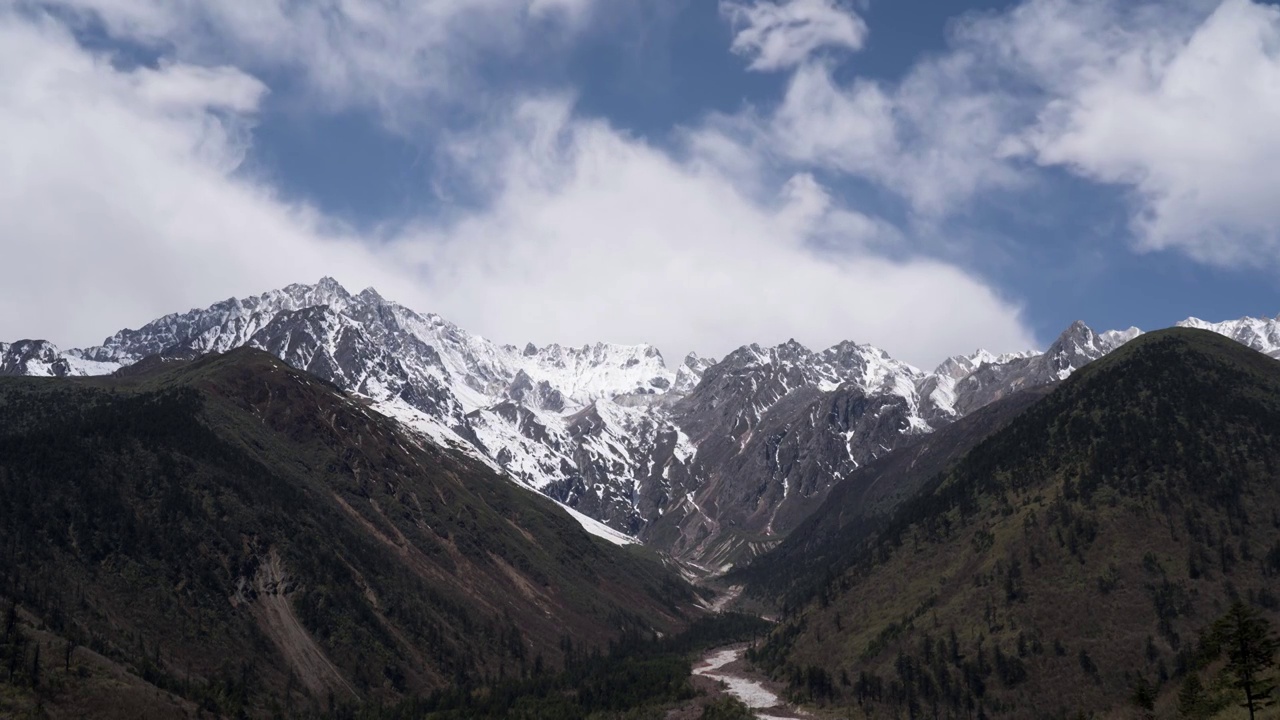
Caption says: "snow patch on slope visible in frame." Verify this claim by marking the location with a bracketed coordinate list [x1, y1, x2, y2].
[558, 503, 637, 546]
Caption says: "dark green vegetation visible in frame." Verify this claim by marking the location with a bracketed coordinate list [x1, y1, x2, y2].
[1209, 601, 1278, 719]
[352, 612, 769, 719]
[742, 329, 1280, 717]
[694, 696, 755, 720]
[0, 349, 698, 717]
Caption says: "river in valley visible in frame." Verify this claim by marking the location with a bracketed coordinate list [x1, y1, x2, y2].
[692, 645, 809, 719]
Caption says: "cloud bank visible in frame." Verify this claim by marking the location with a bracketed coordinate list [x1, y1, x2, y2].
[20, 0, 1280, 369]
[0, 5, 1036, 369]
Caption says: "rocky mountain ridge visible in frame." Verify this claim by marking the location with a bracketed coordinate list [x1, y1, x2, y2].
[5, 279, 1278, 565]
[741, 328, 1280, 717]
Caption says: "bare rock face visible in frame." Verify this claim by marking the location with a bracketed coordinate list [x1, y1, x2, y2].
[6, 277, 1275, 566]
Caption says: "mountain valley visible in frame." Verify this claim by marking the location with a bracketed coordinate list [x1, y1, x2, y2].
[3, 283, 1280, 718]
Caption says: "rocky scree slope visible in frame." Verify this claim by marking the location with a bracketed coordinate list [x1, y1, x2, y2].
[5, 279, 1279, 566]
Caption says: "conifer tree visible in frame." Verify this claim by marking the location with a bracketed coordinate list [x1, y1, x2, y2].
[1177, 673, 1207, 719]
[1214, 601, 1279, 720]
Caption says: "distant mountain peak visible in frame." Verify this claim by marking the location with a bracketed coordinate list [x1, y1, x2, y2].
[357, 285, 384, 304]
[1176, 315, 1280, 359]
[4, 279, 1278, 566]
[777, 338, 811, 354]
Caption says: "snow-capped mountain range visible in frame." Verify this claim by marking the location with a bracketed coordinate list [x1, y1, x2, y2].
[4, 278, 1278, 565]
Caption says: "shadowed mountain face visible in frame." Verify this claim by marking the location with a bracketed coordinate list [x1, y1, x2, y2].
[737, 383, 1057, 603]
[0, 349, 697, 716]
[743, 329, 1280, 717]
[4, 280, 1278, 568]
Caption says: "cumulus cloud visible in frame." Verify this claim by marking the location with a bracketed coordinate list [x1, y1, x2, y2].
[400, 100, 1035, 367]
[0, 8, 1035, 369]
[967, 0, 1280, 266]
[0, 12, 406, 344]
[764, 58, 1026, 217]
[703, 6, 1030, 219]
[721, 0, 867, 71]
[748, 0, 1280, 264]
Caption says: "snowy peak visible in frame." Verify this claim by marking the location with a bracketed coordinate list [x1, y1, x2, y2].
[516, 341, 675, 407]
[505, 369, 566, 413]
[1043, 320, 1146, 381]
[934, 321, 1138, 391]
[1043, 320, 1117, 380]
[1099, 326, 1142, 349]
[814, 341, 923, 395]
[273, 276, 355, 313]
[700, 338, 923, 407]
[933, 349, 1036, 381]
[715, 342, 786, 372]
[5, 277, 1278, 566]
[690, 341, 821, 417]
[0, 339, 62, 376]
[0, 339, 120, 377]
[85, 279, 360, 365]
[673, 352, 717, 394]
[356, 286, 385, 304]
[248, 304, 394, 397]
[773, 338, 814, 363]
[1177, 316, 1280, 359]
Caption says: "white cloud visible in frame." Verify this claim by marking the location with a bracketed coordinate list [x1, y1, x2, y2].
[0, 12, 406, 344]
[394, 98, 1035, 368]
[0, 8, 1035, 369]
[35, 0, 597, 125]
[703, 4, 1030, 219]
[720, 0, 1280, 269]
[968, 0, 1280, 266]
[727, 56, 1025, 218]
[770, 66, 896, 171]
[721, 0, 867, 71]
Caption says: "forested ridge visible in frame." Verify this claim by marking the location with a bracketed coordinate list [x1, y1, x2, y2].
[742, 329, 1280, 718]
[0, 349, 699, 717]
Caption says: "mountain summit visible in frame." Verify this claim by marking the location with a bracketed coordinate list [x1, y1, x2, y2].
[4, 279, 1278, 565]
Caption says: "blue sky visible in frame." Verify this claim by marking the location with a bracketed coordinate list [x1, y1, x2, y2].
[3, 0, 1279, 368]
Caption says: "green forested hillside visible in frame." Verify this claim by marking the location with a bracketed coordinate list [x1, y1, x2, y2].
[0, 349, 697, 717]
[744, 329, 1280, 718]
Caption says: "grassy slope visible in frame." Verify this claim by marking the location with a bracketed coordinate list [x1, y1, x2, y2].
[748, 329, 1280, 718]
[0, 348, 698, 716]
